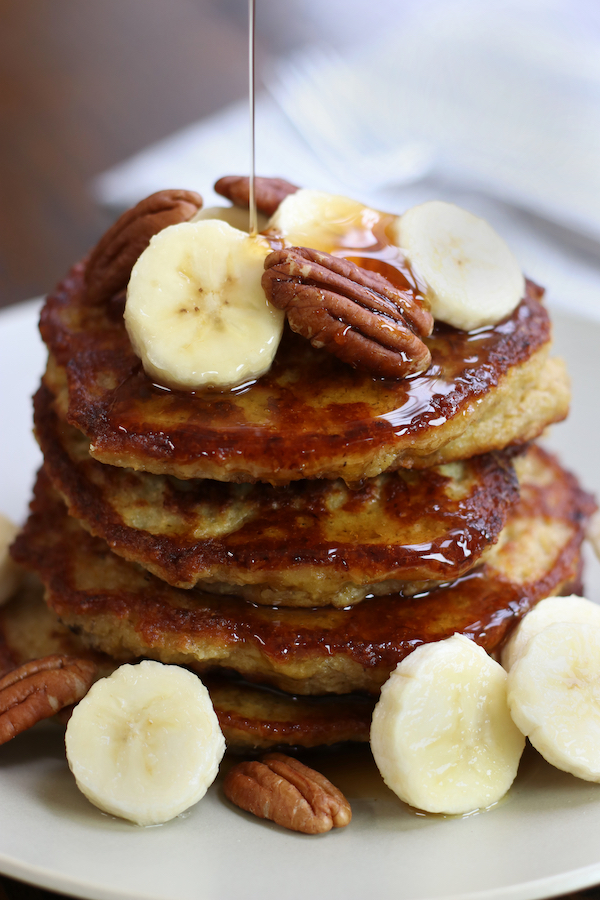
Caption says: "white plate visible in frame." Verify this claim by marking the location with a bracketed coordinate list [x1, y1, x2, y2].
[0, 299, 599, 900]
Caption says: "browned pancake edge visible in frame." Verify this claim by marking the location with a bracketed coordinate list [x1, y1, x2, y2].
[40, 264, 568, 483]
[11, 446, 594, 696]
[34, 381, 520, 605]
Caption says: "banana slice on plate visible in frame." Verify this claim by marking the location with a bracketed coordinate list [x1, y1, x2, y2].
[392, 201, 525, 331]
[65, 660, 225, 826]
[507, 622, 600, 782]
[502, 595, 600, 672]
[125, 219, 284, 391]
[0, 512, 22, 606]
[370, 634, 525, 815]
[267, 189, 380, 253]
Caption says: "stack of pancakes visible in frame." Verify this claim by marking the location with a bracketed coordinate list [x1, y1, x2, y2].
[6, 186, 595, 752]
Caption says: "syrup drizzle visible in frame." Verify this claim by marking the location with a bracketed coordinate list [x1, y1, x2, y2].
[248, 0, 258, 236]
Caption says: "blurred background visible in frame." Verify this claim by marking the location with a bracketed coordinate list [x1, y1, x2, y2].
[1, 0, 600, 313]
[0, 0, 252, 307]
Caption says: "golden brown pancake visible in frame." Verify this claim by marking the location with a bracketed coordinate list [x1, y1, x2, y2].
[40, 264, 568, 484]
[34, 382, 519, 607]
[11, 187, 592, 759]
[11, 447, 593, 696]
[0, 579, 372, 752]
[0, 576, 116, 678]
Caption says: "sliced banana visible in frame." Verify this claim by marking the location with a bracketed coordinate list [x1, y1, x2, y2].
[588, 511, 600, 563]
[267, 188, 380, 253]
[65, 660, 225, 826]
[190, 205, 268, 233]
[370, 634, 524, 815]
[125, 219, 284, 391]
[502, 595, 600, 672]
[507, 622, 600, 782]
[392, 201, 525, 331]
[0, 513, 22, 607]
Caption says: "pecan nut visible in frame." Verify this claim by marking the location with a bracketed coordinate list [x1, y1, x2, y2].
[214, 176, 299, 217]
[0, 655, 97, 745]
[85, 189, 203, 305]
[223, 752, 351, 834]
[262, 247, 434, 378]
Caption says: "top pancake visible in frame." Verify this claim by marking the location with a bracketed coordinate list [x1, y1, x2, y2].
[41, 262, 568, 484]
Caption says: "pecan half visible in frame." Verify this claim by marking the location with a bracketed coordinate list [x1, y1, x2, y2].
[85, 189, 203, 305]
[223, 752, 351, 834]
[0, 655, 97, 745]
[214, 176, 299, 217]
[262, 247, 434, 378]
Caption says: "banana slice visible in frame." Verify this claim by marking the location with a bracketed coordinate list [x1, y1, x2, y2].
[125, 219, 284, 390]
[507, 622, 600, 782]
[190, 205, 268, 233]
[588, 511, 600, 563]
[65, 660, 225, 826]
[392, 201, 525, 331]
[0, 513, 22, 606]
[267, 189, 380, 253]
[502, 595, 600, 672]
[370, 634, 524, 814]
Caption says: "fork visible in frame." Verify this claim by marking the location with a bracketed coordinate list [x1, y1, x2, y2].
[267, 46, 435, 193]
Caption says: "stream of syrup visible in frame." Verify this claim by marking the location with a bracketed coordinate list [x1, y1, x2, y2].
[248, 0, 257, 235]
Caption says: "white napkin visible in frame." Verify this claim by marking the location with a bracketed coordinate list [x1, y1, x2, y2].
[93, 0, 600, 322]
[270, 0, 600, 241]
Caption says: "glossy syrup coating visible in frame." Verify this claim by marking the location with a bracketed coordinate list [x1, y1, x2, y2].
[34, 381, 519, 606]
[11, 451, 594, 697]
[39, 203, 569, 484]
[0, 584, 373, 752]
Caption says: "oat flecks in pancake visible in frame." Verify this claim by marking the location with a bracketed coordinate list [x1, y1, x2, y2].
[40, 265, 568, 483]
[11, 447, 593, 696]
[0, 582, 373, 751]
[35, 382, 520, 606]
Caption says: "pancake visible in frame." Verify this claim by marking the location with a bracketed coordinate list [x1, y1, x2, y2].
[34, 381, 519, 607]
[0, 575, 115, 679]
[0, 579, 373, 752]
[11, 446, 593, 696]
[41, 263, 569, 485]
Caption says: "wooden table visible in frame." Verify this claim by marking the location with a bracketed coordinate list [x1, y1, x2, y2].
[0, 4, 599, 900]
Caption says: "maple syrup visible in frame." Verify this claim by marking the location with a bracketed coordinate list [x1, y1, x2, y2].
[11, 450, 591, 696]
[40, 263, 554, 484]
[247, 0, 257, 236]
